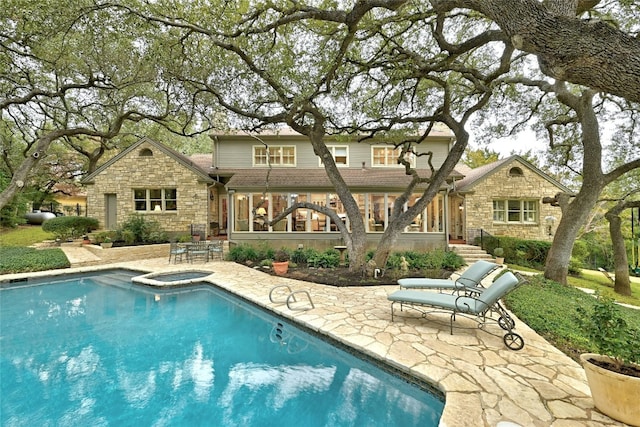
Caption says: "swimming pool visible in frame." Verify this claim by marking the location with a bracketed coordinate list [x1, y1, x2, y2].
[1, 270, 444, 426]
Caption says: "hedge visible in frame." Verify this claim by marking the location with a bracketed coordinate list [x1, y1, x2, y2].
[0, 247, 70, 274]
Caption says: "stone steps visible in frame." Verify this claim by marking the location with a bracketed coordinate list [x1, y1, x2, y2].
[449, 243, 495, 264]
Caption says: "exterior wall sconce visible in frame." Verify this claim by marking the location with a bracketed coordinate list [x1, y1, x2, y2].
[545, 215, 556, 237]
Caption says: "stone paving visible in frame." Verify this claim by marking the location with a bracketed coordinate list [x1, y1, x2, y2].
[1, 250, 631, 427]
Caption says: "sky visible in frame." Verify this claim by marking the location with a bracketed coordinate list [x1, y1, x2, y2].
[472, 129, 548, 159]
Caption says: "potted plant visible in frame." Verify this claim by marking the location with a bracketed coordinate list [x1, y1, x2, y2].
[272, 249, 290, 275]
[493, 247, 504, 265]
[577, 294, 640, 426]
[100, 237, 113, 249]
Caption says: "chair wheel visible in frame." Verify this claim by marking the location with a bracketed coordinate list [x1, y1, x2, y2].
[498, 316, 515, 330]
[503, 332, 524, 350]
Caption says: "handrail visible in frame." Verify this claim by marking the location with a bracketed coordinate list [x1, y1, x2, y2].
[269, 284, 295, 304]
[269, 285, 314, 311]
[286, 290, 315, 311]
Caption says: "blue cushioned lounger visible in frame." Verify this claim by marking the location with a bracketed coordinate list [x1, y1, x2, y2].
[388, 271, 526, 350]
[397, 260, 501, 293]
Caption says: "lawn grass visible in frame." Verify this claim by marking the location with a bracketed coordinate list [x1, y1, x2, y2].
[0, 225, 55, 247]
[0, 226, 66, 274]
[503, 273, 640, 363]
[508, 263, 640, 307]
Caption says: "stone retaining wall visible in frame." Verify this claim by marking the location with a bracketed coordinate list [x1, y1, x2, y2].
[85, 243, 169, 263]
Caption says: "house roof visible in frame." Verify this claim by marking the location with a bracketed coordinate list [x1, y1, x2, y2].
[220, 167, 463, 191]
[81, 137, 214, 184]
[210, 125, 456, 145]
[453, 155, 572, 193]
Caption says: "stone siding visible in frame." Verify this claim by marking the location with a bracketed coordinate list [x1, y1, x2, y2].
[464, 159, 563, 242]
[84, 243, 170, 264]
[85, 141, 210, 235]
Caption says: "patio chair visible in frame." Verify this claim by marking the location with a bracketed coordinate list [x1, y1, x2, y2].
[397, 260, 500, 294]
[208, 240, 224, 260]
[388, 271, 526, 350]
[168, 242, 186, 264]
[187, 240, 209, 263]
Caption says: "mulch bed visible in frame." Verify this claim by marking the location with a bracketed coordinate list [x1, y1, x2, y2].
[259, 265, 451, 287]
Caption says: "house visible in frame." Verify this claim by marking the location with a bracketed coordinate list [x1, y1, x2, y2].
[52, 183, 87, 216]
[82, 138, 216, 236]
[451, 156, 569, 243]
[82, 131, 566, 251]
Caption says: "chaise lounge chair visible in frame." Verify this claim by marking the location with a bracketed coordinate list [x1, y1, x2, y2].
[397, 259, 501, 293]
[388, 271, 526, 350]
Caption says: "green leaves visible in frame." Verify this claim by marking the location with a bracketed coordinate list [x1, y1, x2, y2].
[577, 293, 640, 367]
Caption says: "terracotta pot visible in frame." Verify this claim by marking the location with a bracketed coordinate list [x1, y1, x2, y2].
[272, 261, 289, 275]
[580, 353, 640, 426]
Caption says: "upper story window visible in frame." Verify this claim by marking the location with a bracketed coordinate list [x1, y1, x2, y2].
[372, 146, 416, 167]
[493, 199, 537, 223]
[320, 145, 349, 166]
[253, 146, 296, 166]
[134, 188, 177, 211]
[139, 148, 153, 157]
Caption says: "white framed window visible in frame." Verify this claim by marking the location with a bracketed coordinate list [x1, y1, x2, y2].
[371, 146, 415, 167]
[372, 146, 399, 167]
[493, 199, 538, 223]
[253, 145, 296, 166]
[134, 188, 177, 211]
[320, 145, 349, 166]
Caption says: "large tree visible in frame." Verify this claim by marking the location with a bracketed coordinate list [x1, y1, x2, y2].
[130, 0, 638, 278]
[0, 0, 215, 211]
[114, 0, 510, 272]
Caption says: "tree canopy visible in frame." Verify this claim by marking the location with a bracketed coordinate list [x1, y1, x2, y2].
[2, 0, 638, 280]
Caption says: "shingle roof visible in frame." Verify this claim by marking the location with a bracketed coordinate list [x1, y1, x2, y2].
[453, 155, 572, 193]
[220, 167, 463, 191]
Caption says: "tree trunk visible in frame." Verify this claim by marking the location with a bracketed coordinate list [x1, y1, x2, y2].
[544, 191, 597, 284]
[606, 212, 632, 296]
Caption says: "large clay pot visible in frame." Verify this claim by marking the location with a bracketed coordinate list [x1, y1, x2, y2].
[272, 261, 289, 275]
[580, 353, 640, 426]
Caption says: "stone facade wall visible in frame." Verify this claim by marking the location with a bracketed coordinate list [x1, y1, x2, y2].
[85, 141, 210, 235]
[463, 159, 563, 242]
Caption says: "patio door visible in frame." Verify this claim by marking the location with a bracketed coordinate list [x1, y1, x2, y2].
[105, 193, 117, 229]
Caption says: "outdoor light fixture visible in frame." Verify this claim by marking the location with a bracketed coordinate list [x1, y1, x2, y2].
[545, 215, 556, 237]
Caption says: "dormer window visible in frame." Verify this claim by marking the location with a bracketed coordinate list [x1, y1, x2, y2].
[509, 167, 523, 177]
[139, 148, 153, 157]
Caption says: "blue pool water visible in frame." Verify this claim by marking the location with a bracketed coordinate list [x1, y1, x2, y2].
[1, 270, 444, 426]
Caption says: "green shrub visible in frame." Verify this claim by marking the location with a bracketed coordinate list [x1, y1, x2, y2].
[290, 247, 318, 264]
[0, 247, 70, 273]
[386, 249, 463, 271]
[95, 231, 116, 244]
[116, 214, 168, 244]
[42, 216, 99, 240]
[307, 249, 340, 268]
[227, 244, 261, 263]
[486, 237, 551, 268]
[577, 293, 640, 366]
[274, 249, 290, 262]
[568, 257, 583, 276]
